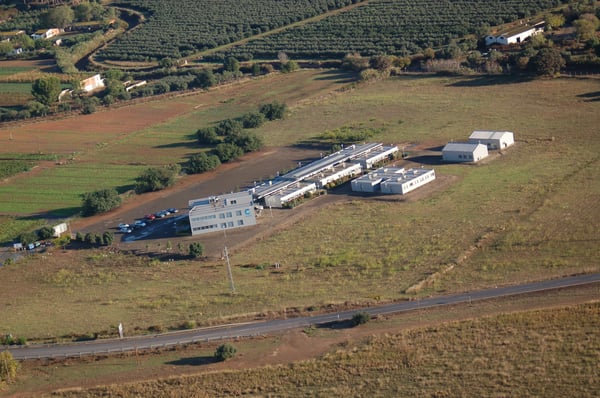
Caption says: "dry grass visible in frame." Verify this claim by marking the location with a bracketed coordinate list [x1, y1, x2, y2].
[44, 301, 600, 397]
[0, 73, 598, 341]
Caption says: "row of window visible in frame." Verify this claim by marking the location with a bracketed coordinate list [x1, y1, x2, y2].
[457, 154, 474, 160]
[191, 214, 217, 222]
[191, 219, 246, 232]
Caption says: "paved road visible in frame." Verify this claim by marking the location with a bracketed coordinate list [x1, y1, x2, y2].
[7, 273, 600, 360]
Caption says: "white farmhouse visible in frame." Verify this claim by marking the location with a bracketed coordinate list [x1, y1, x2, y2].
[442, 142, 488, 163]
[80, 74, 105, 93]
[188, 191, 257, 236]
[485, 20, 545, 46]
[31, 28, 61, 40]
[468, 131, 514, 150]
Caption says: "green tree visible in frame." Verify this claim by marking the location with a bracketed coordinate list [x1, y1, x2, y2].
[81, 188, 121, 216]
[213, 143, 244, 162]
[188, 152, 221, 174]
[27, 101, 49, 116]
[258, 101, 287, 120]
[197, 127, 220, 145]
[215, 119, 243, 137]
[135, 164, 181, 193]
[189, 242, 204, 258]
[0, 351, 19, 386]
[281, 60, 299, 73]
[241, 111, 265, 128]
[225, 131, 263, 152]
[102, 231, 114, 246]
[530, 47, 565, 76]
[351, 311, 370, 326]
[223, 57, 240, 73]
[37, 226, 54, 240]
[214, 343, 236, 361]
[574, 13, 600, 42]
[17, 231, 37, 245]
[251, 62, 261, 76]
[193, 69, 216, 89]
[74, 2, 93, 22]
[31, 76, 61, 106]
[44, 5, 74, 28]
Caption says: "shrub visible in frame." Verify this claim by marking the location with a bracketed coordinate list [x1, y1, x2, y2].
[0, 351, 19, 385]
[81, 188, 121, 216]
[351, 311, 371, 326]
[189, 242, 204, 258]
[213, 143, 244, 162]
[37, 225, 54, 240]
[188, 152, 221, 174]
[258, 101, 287, 120]
[135, 164, 181, 194]
[214, 343, 237, 361]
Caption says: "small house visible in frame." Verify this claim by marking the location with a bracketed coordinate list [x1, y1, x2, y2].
[468, 131, 514, 150]
[31, 28, 61, 40]
[485, 20, 545, 46]
[80, 74, 105, 93]
[442, 142, 488, 163]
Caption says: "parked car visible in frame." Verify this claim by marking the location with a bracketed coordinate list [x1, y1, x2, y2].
[120, 227, 132, 233]
[118, 223, 130, 229]
[167, 208, 178, 213]
[144, 214, 156, 221]
[133, 220, 147, 228]
[155, 211, 168, 218]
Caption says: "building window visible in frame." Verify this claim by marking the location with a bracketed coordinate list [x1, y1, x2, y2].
[219, 213, 225, 219]
[227, 221, 234, 227]
[226, 211, 232, 218]
[236, 210, 242, 216]
[221, 223, 227, 228]
[230, 200, 237, 204]
[237, 220, 244, 226]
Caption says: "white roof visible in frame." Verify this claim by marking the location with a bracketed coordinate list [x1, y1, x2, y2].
[469, 131, 513, 140]
[442, 142, 486, 152]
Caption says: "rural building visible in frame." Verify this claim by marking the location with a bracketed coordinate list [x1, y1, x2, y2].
[31, 28, 61, 40]
[309, 162, 362, 188]
[380, 168, 436, 195]
[188, 191, 257, 236]
[52, 222, 68, 238]
[485, 20, 544, 46]
[468, 131, 514, 150]
[351, 167, 435, 194]
[442, 142, 488, 163]
[80, 74, 105, 93]
[263, 181, 317, 208]
[252, 143, 397, 207]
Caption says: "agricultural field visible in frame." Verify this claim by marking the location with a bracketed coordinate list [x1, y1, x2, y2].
[0, 82, 32, 106]
[98, 0, 563, 62]
[0, 70, 598, 343]
[98, 0, 361, 61]
[213, 0, 563, 60]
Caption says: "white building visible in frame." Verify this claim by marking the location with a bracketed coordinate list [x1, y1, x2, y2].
[485, 20, 545, 46]
[353, 145, 399, 169]
[31, 28, 61, 40]
[442, 142, 488, 163]
[468, 131, 514, 150]
[263, 182, 316, 208]
[352, 167, 435, 194]
[80, 74, 105, 93]
[380, 168, 436, 195]
[310, 162, 362, 188]
[188, 191, 257, 236]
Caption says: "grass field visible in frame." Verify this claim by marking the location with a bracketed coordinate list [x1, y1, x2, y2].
[0, 71, 598, 342]
[21, 300, 598, 397]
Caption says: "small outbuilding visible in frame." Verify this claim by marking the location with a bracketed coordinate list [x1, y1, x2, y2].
[468, 131, 514, 150]
[442, 142, 488, 163]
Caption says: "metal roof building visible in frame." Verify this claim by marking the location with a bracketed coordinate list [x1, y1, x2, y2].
[468, 131, 514, 150]
[442, 142, 488, 163]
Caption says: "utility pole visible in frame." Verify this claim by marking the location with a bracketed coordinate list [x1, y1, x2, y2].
[224, 245, 236, 294]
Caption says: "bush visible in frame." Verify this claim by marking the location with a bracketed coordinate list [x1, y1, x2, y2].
[37, 225, 54, 240]
[215, 118, 243, 137]
[259, 101, 287, 120]
[214, 343, 237, 361]
[225, 131, 263, 152]
[81, 188, 122, 216]
[0, 351, 19, 385]
[351, 311, 370, 326]
[241, 111, 265, 128]
[197, 127, 219, 145]
[213, 143, 244, 162]
[135, 164, 181, 194]
[189, 242, 204, 258]
[187, 152, 221, 174]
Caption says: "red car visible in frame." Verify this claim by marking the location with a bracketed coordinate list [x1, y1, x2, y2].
[144, 214, 156, 221]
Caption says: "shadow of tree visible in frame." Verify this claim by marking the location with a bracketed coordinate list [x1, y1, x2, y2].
[166, 355, 218, 366]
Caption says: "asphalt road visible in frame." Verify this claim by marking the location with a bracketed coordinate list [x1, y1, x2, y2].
[7, 273, 600, 360]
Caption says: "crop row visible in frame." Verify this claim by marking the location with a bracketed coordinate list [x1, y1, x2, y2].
[210, 0, 564, 60]
[100, 0, 562, 62]
[97, 0, 363, 61]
